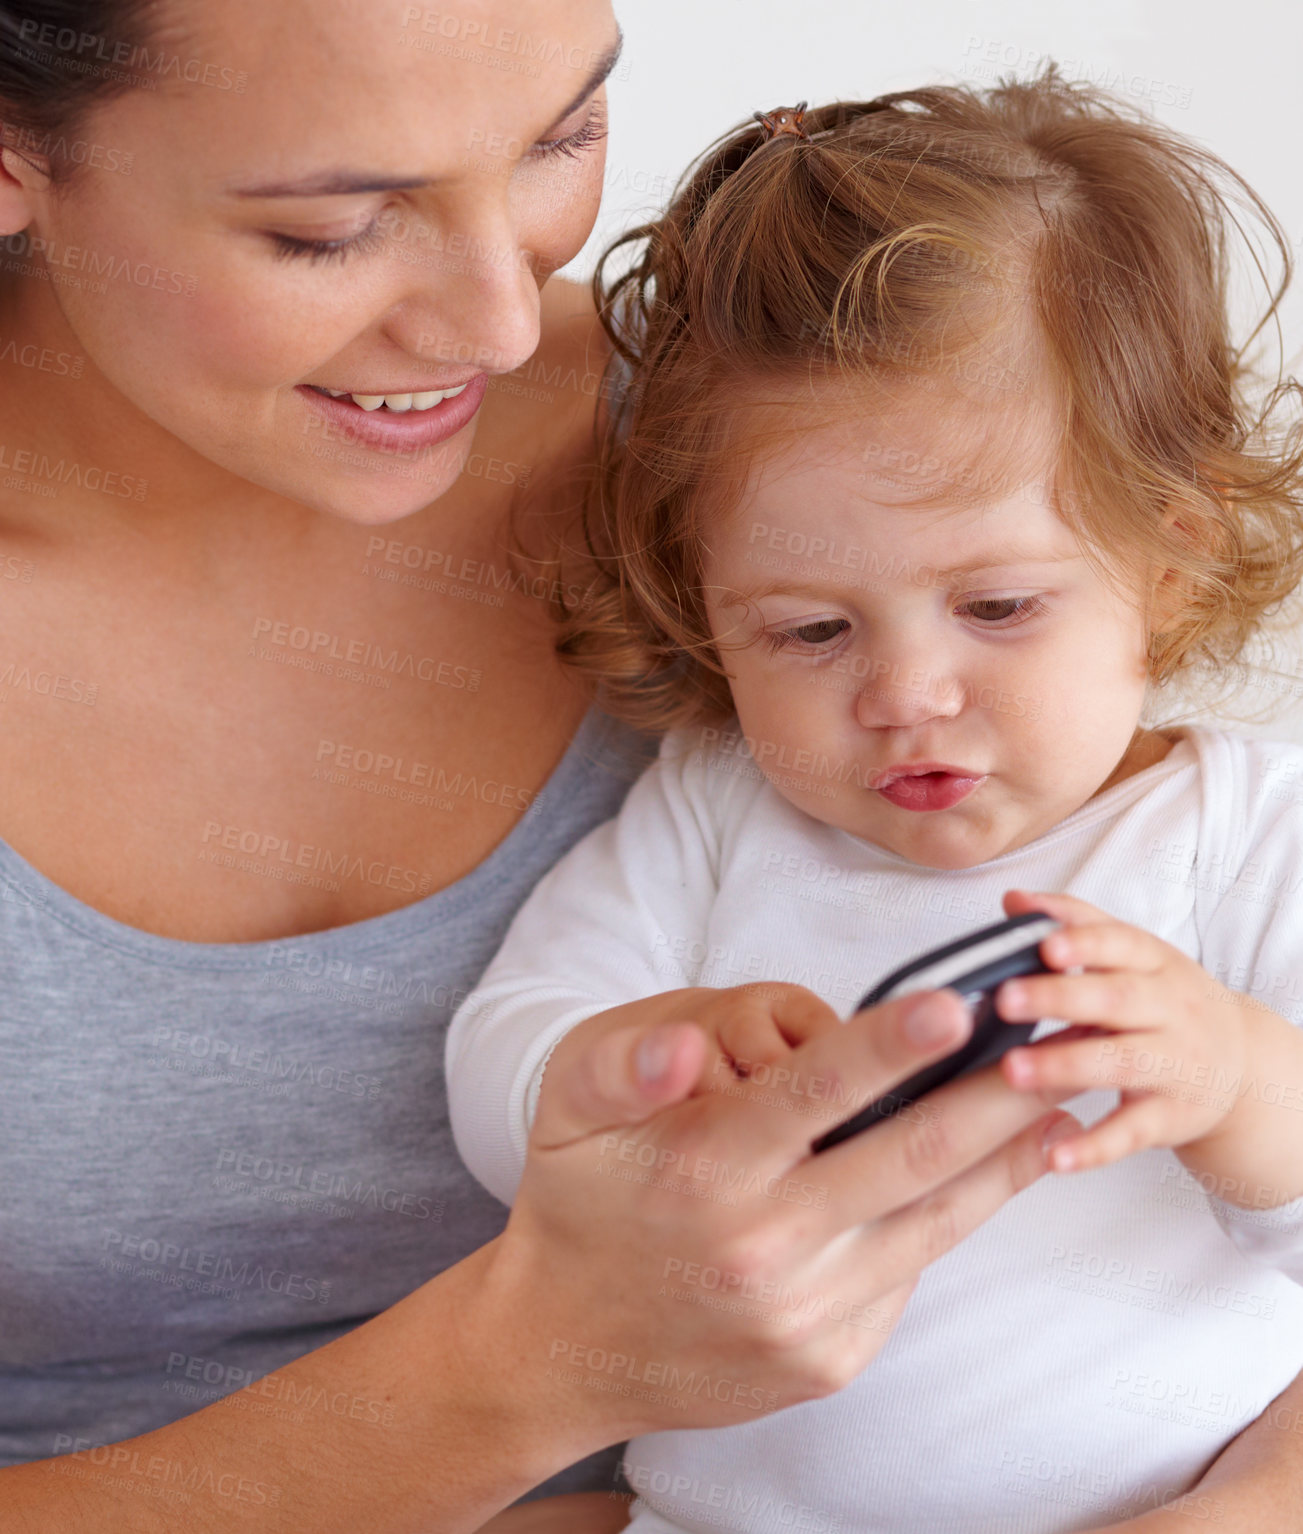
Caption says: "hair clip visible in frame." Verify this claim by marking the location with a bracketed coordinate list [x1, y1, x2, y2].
[752, 102, 810, 142]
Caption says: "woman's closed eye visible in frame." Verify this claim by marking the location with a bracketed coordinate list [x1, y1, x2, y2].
[527, 98, 609, 163]
[266, 100, 609, 267]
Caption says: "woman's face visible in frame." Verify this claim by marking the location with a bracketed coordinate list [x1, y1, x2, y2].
[0, 0, 618, 523]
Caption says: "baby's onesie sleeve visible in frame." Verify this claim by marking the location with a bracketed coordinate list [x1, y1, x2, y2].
[446, 727, 728, 1205]
[1195, 736, 1303, 1281]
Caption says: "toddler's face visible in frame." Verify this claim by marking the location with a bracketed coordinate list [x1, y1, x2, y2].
[701, 401, 1169, 870]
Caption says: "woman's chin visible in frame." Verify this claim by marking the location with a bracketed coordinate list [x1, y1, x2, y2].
[296, 481, 460, 526]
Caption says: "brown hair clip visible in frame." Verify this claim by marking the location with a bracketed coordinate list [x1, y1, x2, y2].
[752, 101, 810, 142]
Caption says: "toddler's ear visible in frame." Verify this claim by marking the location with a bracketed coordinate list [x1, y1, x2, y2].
[1147, 497, 1208, 636]
[1148, 566, 1184, 636]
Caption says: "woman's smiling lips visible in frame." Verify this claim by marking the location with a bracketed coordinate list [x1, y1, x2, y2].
[295, 372, 488, 454]
[871, 762, 988, 812]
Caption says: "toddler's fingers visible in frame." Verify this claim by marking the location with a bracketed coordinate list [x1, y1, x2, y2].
[1042, 1098, 1173, 1173]
[1002, 889, 1114, 930]
[1005, 1034, 1236, 1121]
[1031, 917, 1165, 976]
[996, 970, 1166, 1033]
[1003, 1033, 1151, 1094]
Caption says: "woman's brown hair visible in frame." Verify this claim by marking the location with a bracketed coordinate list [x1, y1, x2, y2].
[536, 64, 1303, 733]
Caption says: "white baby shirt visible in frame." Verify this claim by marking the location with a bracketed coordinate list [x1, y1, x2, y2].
[447, 723, 1303, 1534]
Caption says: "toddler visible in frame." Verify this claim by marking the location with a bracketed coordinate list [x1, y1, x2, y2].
[449, 68, 1303, 1534]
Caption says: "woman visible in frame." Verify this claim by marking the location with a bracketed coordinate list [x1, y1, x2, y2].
[0, 1, 1295, 1529]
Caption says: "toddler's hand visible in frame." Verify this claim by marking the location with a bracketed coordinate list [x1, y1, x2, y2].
[995, 889, 1252, 1173]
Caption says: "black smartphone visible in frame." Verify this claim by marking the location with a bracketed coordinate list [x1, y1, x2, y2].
[811, 911, 1064, 1153]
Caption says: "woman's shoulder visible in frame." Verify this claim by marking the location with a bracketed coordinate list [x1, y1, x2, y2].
[476, 277, 610, 478]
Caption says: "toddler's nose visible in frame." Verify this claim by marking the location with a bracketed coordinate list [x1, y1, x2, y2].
[853, 661, 964, 728]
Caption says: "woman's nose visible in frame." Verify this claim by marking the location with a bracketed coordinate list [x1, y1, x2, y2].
[379, 192, 542, 379]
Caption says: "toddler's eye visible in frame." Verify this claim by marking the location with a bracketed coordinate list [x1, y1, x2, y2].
[960, 596, 1046, 627]
[763, 618, 849, 654]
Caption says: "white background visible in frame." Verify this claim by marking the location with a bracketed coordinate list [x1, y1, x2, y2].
[564, 0, 1303, 741]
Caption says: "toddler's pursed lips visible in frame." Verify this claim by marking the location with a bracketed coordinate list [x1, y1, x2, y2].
[868, 760, 983, 791]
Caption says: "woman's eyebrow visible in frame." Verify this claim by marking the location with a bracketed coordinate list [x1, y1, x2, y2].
[554, 27, 623, 123]
[226, 28, 623, 200]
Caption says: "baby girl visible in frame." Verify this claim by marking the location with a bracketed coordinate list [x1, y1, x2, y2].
[449, 67, 1303, 1534]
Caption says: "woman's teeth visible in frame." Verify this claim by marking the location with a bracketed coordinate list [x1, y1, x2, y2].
[316, 382, 469, 412]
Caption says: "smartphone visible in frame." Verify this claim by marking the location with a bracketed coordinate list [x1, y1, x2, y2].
[811, 911, 1064, 1153]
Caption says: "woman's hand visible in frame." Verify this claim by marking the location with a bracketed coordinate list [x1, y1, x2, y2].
[685, 981, 845, 1088]
[470, 980, 1078, 1453]
[547, 983, 845, 1108]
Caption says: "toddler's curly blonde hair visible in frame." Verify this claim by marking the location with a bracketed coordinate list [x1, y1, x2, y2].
[537, 65, 1303, 733]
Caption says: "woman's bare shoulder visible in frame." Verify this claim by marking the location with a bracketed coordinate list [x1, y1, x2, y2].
[540, 273, 603, 355]
[482, 277, 610, 472]
[535, 274, 610, 428]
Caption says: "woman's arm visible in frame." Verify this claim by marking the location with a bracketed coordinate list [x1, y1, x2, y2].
[477, 1492, 632, 1533]
[1080, 1366, 1303, 1533]
[0, 988, 1069, 1533]
[488, 1365, 1303, 1534]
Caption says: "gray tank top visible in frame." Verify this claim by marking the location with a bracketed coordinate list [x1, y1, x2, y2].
[0, 705, 656, 1499]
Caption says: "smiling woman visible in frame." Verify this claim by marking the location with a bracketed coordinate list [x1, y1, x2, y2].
[0, 0, 619, 526]
[0, 2, 1294, 1532]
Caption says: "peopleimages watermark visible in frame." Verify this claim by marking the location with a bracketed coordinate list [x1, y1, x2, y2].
[646, 927, 860, 1008]
[1108, 1364, 1303, 1437]
[0, 440, 146, 500]
[100, 1227, 332, 1306]
[199, 819, 433, 901]
[212, 1147, 441, 1222]
[547, 1337, 779, 1415]
[618, 1461, 843, 1533]
[0, 332, 84, 377]
[596, 1133, 829, 1210]
[0, 658, 98, 706]
[314, 739, 536, 813]
[249, 617, 481, 692]
[1042, 1242, 1276, 1319]
[47, 1437, 278, 1506]
[148, 1021, 383, 1100]
[398, 9, 631, 80]
[659, 1256, 894, 1336]
[362, 534, 591, 607]
[0, 231, 196, 295]
[994, 1448, 1220, 1523]
[1, 122, 134, 175]
[14, 19, 248, 93]
[162, 1352, 397, 1429]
